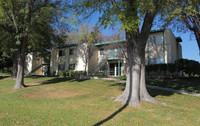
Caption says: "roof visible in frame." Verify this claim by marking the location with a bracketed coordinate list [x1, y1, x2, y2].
[176, 37, 182, 42]
[150, 28, 165, 33]
[94, 29, 166, 46]
[94, 40, 126, 46]
[57, 43, 78, 49]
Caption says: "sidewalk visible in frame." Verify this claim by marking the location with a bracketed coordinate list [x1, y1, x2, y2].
[100, 78, 200, 97]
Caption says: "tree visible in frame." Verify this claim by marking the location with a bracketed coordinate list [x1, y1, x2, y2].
[66, 24, 106, 74]
[73, 0, 166, 106]
[163, 0, 200, 53]
[0, 0, 69, 89]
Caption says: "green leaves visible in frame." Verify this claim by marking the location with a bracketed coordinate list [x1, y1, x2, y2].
[16, 40, 21, 45]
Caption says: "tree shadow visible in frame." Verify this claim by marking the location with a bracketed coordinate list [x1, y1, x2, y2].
[147, 88, 174, 97]
[93, 63, 133, 125]
[25, 75, 56, 79]
[93, 104, 128, 126]
[27, 77, 89, 87]
[0, 76, 10, 80]
[109, 82, 175, 97]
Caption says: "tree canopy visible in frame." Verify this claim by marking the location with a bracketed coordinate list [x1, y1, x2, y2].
[162, 0, 200, 53]
[0, 0, 70, 89]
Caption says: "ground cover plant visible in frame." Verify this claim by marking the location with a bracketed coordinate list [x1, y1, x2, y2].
[0, 76, 200, 125]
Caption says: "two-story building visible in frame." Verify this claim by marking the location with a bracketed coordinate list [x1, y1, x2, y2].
[50, 29, 182, 76]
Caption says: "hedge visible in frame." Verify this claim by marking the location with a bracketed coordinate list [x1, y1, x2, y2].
[146, 59, 200, 78]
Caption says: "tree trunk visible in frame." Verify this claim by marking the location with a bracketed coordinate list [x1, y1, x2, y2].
[12, 53, 18, 78]
[14, 40, 26, 89]
[114, 32, 164, 107]
[193, 30, 200, 55]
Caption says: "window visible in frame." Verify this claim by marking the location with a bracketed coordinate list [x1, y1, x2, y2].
[116, 49, 122, 57]
[69, 64, 75, 70]
[69, 48, 76, 55]
[59, 50, 65, 57]
[149, 58, 164, 64]
[155, 35, 163, 45]
[148, 35, 163, 45]
[58, 64, 65, 70]
[100, 49, 107, 55]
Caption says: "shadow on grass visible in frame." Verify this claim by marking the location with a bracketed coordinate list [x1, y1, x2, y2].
[93, 104, 128, 126]
[0, 76, 10, 80]
[25, 75, 56, 79]
[147, 88, 174, 97]
[109, 82, 175, 97]
[27, 76, 89, 87]
[94, 80, 175, 125]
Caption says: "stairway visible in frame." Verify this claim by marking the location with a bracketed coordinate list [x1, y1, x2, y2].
[89, 58, 108, 76]
[25, 63, 49, 76]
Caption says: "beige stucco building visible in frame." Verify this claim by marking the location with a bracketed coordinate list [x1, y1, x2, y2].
[50, 29, 182, 76]
[25, 54, 49, 76]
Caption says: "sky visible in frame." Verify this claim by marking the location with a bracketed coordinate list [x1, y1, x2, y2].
[84, 13, 200, 63]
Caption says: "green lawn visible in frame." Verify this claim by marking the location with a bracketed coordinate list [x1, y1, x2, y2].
[0, 76, 200, 125]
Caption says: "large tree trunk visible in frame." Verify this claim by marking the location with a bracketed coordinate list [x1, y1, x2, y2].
[14, 40, 26, 89]
[193, 29, 200, 54]
[12, 53, 18, 78]
[114, 31, 164, 107]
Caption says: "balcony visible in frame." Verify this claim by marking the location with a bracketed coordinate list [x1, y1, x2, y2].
[100, 49, 122, 60]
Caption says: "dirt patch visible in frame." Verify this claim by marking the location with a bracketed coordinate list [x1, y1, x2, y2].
[27, 82, 43, 86]
[23, 89, 85, 98]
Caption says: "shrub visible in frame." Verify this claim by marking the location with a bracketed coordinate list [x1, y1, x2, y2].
[175, 59, 200, 77]
[68, 70, 74, 78]
[58, 70, 66, 77]
[167, 63, 176, 77]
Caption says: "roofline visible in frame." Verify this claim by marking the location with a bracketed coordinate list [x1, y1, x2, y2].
[94, 40, 126, 46]
[150, 28, 165, 33]
[175, 37, 182, 42]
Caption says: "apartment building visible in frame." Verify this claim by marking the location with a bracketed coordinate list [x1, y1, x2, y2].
[50, 29, 182, 76]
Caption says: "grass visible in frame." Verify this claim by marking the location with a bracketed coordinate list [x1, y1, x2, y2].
[1, 76, 200, 125]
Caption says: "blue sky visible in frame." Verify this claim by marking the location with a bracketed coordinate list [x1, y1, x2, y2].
[173, 31, 200, 62]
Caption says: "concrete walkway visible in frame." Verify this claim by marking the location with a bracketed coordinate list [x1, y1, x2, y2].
[100, 78, 200, 97]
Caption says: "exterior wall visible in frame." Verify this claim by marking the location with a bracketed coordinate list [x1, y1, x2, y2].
[50, 44, 87, 74]
[178, 43, 182, 59]
[164, 29, 182, 63]
[25, 54, 44, 75]
[32, 56, 43, 75]
[25, 54, 33, 72]
[146, 32, 165, 65]
[50, 49, 59, 74]
[76, 43, 87, 71]
[88, 46, 98, 72]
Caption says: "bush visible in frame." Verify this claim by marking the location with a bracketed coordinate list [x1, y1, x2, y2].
[68, 70, 87, 78]
[58, 70, 66, 77]
[68, 70, 74, 78]
[175, 59, 200, 77]
[167, 63, 176, 77]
